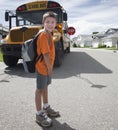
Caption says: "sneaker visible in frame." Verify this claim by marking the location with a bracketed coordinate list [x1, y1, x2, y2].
[36, 111, 52, 127]
[43, 105, 60, 117]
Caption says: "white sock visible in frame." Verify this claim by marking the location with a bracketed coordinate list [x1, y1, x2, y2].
[36, 110, 43, 115]
[43, 103, 50, 109]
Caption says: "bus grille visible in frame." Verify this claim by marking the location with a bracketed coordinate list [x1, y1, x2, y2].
[10, 28, 39, 42]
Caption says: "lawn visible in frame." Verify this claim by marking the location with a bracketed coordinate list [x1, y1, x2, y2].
[0, 51, 3, 62]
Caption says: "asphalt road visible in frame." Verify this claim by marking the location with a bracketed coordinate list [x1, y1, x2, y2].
[0, 48, 118, 130]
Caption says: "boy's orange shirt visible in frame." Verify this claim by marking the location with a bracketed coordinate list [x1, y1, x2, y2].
[35, 31, 55, 76]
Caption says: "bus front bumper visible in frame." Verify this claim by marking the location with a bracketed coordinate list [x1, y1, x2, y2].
[0, 44, 22, 58]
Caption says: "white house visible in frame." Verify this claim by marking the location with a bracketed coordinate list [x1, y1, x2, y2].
[92, 28, 118, 48]
[72, 28, 118, 48]
[92, 37, 102, 48]
[102, 29, 118, 47]
[72, 34, 93, 47]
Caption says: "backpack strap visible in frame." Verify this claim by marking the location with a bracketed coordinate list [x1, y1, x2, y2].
[46, 31, 51, 46]
[36, 30, 51, 63]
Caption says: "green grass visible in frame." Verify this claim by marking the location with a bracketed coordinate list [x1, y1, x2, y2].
[0, 50, 3, 62]
[106, 47, 118, 50]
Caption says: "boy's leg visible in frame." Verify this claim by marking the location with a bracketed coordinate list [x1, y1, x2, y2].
[42, 86, 60, 117]
[35, 73, 52, 127]
[35, 88, 42, 111]
[42, 85, 48, 104]
[36, 72, 48, 111]
[35, 88, 52, 127]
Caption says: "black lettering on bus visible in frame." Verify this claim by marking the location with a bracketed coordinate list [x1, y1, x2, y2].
[28, 4, 39, 9]
[40, 3, 46, 8]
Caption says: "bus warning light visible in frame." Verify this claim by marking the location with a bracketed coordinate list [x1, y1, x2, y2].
[17, 6, 26, 11]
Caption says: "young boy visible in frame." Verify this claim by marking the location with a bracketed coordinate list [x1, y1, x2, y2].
[35, 11, 59, 127]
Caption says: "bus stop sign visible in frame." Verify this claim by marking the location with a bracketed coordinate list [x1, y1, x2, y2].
[67, 27, 75, 35]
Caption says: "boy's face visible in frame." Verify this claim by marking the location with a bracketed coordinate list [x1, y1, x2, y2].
[43, 17, 56, 32]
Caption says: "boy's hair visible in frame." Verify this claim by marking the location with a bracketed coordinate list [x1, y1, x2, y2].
[42, 11, 57, 22]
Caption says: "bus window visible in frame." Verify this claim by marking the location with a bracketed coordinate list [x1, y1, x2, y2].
[19, 20, 24, 26]
[25, 20, 31, 25]
[17, 16, 33, 26]
[16, 9, 62, 25]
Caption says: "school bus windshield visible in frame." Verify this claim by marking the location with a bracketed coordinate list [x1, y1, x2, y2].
[16, 8, 62, 26]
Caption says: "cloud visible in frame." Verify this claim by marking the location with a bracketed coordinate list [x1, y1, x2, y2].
[0, 0, 118, 36]
[65, 0, 118, 36]
[55, 0, 91, 9]
[0, 0, 4, 4]
[69, 19, 110, 35]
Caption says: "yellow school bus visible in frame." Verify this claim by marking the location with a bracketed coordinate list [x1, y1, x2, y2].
[0, 0, 74, 67]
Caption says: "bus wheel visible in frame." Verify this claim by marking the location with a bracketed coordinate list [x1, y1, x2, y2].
[66, 46, 70, 53]
[54, 48, 62, 67]
[66, 42, 70, 53]
[3, 55, 19, 67]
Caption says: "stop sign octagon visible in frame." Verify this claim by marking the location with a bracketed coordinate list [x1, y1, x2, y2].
[67, 27, 76, 35]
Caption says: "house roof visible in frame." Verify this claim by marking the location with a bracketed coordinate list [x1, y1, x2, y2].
[106, 28, 118, 35]
[92, 28, 118, 39]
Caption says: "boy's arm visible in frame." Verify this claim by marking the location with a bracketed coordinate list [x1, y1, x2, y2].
[43, 53, 52, 75]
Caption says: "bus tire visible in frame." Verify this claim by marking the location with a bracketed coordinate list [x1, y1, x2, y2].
[66, 46, 70, 53]
[3, 55, 19, 67]
[66, 42, 70, 53]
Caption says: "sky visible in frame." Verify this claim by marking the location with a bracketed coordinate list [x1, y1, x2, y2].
[0, 0, 118, 37]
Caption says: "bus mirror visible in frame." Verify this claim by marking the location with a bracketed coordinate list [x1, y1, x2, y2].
[63, 12, 67, 21]
[2, 34, 7, 39]
[5, 11, 9, 21]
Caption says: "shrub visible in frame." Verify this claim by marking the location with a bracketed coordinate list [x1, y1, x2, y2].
[72, 43, 77, 47]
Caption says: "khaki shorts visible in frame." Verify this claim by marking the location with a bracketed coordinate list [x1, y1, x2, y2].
[36, 71, 51, 89]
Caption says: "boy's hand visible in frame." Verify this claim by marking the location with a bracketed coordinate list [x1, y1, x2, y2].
[47, 66, 52, 76]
